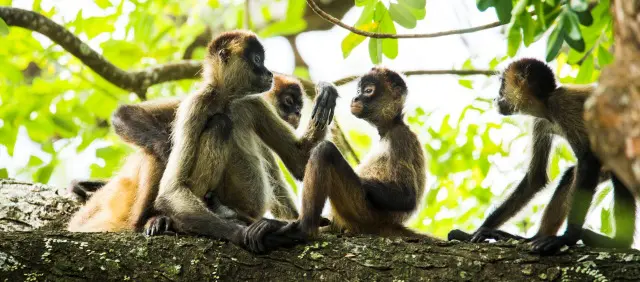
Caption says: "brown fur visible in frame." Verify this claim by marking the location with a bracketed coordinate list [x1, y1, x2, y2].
[67, 74, 305, 232]
[455, 59, 634, 251]
[292, 67, 431, 240]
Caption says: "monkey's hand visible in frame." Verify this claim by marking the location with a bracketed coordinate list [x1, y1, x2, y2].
[468, 227, 524, 243]
[239, 218, 306, 253]
[144, 216, 175, 236]
[529, 235, 574, 255]
[447, 229, 473, 241]
[311, 81, 338, 130]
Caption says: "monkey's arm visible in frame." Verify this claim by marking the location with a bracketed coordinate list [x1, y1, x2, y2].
[112, 98, 180, 162]
[262, 148, 300, 220]
[252, 82, 337, 179]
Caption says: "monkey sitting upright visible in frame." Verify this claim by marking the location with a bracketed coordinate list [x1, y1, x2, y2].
[275, 67, 434, 240]
[67, 74, 305, 229]
[448, 58, 636, 254]
[145, 30, 337, 253]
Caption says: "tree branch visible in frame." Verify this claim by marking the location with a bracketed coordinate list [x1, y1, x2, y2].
[332, 69, 499, 86]
[306, 0, 504, 39]
[0, 7, 202, 100]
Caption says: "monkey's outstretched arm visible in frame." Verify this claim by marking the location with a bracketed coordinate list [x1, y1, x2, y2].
[112, 98, 180, 162]
[252, 82, 338, 179]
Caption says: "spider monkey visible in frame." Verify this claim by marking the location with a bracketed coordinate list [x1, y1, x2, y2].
[448, 58, 636, 254]
[68, 74, 305, 225]
[275, 67, 434, 240]
[146, 30, 337, 253]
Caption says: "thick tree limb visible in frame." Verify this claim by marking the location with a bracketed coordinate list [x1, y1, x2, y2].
[584, 0, 640, 190]
[305, 0, 504, 39]
[0, 7, 202, 100]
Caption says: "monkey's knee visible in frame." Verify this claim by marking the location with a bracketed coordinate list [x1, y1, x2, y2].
[310, 141, 341, 165]
[112, 104, 141, 135]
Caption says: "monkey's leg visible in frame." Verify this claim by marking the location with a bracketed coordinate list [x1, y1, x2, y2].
[298, 141, 366, 235]
[112, 104, 172, 162]
[531, 154, 601, 255]
[532, 165, 576, 240]
[582, 174, 636, 248]
[68, 180, 107, 202]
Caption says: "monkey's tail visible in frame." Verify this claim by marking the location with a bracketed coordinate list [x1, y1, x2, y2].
[382, 224, 437, 241]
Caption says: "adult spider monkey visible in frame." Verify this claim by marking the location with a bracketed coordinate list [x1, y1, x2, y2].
[68, 74, 305, 225]
[448, 58, 636, 254]
[276, 67, 434, 239]
[145, 30, 337, 253]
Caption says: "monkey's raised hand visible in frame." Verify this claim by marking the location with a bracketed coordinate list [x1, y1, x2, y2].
[311, 81, 338, 130]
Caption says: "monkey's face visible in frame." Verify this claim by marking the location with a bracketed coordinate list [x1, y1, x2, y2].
[352, 68, 406, 123]
[276, 86, 303, 128]
[495, 76, 516, 115]
[241, 37, 273, 94]
[206, 31, 273, 95]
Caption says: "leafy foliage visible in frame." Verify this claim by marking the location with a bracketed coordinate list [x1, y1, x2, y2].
[342, 0, 426, 63]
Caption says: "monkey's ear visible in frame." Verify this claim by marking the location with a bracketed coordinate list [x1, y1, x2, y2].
[218, 49, 230, 63]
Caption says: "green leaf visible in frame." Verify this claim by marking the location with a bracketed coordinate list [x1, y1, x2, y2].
[374, 1, 386, 21]
[0, 168, 8, 179]
[546, 24, 564, 62]
[477, 0, 495, 11]
[380, 11, 398, 59]
[597, 45, 613, 66]
[535, 0, 547, 29]
[407, 6, 426, 20]
[0, 18, 9, 36]
[494, 0, 514, 23]
[355, 0, 372, 7]
[34, 163, 55, 184]
[507, 22, 522, 57]
[512, 0, 529, 16]
[355, 3, 376, 26]
[400, 0, 426, 9]
[369, 38, 382, 64]
[575, 54, 594, 83]
[101, 40, 144, 67]
[576, 10, 593, 26]
[458, 79, 473, 89]
[95, 0, 112, 9]
[519, 12, 535, 46]
[600, 208, 612, 234]
[342, 32, 368, 59]
[28, 155, 44, 167]
[286, 0, 306, 20]
[389, 3, 417, 28]
[563, 10, 585, 52]
[569, 0, 588, 12]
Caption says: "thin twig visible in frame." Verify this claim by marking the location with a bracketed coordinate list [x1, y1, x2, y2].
[306, 0, 504, 39]
[333, 69, 499, 86]
[244, 0, 251, 29]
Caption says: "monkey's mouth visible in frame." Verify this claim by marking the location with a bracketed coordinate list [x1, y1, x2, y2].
[287, 114, 301, 128]
[350, 103, 364, 116]
[495, 100, 515, 116]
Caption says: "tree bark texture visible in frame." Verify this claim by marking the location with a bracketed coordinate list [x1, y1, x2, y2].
[1, 180, 640, 281]
[584, 1, 640, 191]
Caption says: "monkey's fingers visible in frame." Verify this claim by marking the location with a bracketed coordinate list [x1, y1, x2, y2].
[529, 236, 566, 255]
[447, 229, 472, 241]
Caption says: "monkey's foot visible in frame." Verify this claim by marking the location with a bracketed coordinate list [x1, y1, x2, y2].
[144, 216, 174, 236]
[469, 227, 524, 243]
[529, 235, 572, 255]
[447, 229, 473, 241]
[242, 218, 305, 253]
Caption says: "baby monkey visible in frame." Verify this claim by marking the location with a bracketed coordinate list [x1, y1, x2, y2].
[277, 67, 431, 239]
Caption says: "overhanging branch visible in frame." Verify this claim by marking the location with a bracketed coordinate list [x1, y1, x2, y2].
[306, 0, 504, 39]
[0, 7, 202, 99]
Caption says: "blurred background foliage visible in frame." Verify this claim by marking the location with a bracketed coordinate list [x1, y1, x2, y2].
[0, 0, 620, 241]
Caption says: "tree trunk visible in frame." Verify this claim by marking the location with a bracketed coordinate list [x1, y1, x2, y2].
[1, 180, 640, 281]
[584, 1, 640, 191]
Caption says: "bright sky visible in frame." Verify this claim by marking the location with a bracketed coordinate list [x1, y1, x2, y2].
[4, 0, 624, 242]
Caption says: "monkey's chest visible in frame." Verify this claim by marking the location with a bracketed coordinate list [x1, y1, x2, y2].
[217, 131, 271, 216]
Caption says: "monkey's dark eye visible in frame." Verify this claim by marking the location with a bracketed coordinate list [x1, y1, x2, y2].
[283, 96, 293, 106]
[363, 85, 375, 96]
[253, 53, 262, 65]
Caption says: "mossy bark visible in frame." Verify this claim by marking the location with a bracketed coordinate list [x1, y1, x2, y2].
[2, 179, 640, 281]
